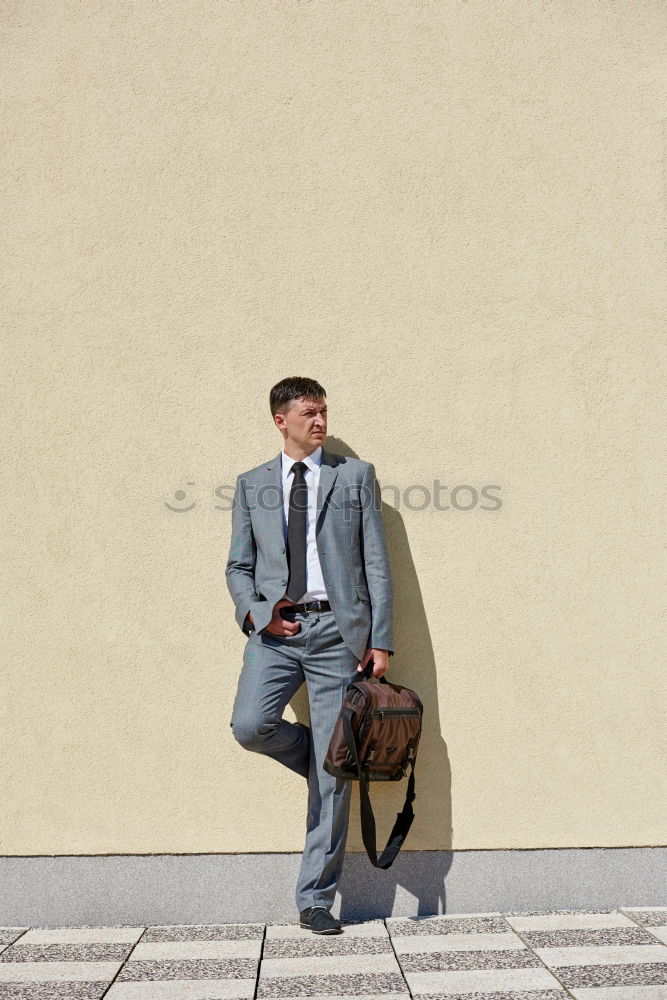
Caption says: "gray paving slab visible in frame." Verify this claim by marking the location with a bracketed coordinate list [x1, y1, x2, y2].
[0, 908, 664, 998]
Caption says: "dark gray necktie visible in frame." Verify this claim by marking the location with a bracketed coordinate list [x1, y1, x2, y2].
[286, 461, 308, 602]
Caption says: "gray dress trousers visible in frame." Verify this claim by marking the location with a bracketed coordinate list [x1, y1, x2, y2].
[229, 605, 361, 912]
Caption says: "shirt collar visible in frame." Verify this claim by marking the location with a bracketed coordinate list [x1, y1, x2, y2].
[281, 445, 323, 476]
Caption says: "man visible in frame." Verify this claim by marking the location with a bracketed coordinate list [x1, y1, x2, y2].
[226, 376, 394, 934]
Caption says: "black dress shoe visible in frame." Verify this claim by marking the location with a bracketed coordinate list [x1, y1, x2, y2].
[299, 905, 343, 934]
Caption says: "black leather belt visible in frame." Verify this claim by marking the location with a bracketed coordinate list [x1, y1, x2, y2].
[282, 600, 331, 614]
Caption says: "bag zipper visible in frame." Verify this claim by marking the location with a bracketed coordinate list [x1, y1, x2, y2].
[371, 707, 421, 719]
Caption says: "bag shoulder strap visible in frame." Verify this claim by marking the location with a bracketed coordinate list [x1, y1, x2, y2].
[342, 707, 416, 869]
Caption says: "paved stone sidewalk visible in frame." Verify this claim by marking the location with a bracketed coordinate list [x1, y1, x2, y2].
[0, 907, 665, 999]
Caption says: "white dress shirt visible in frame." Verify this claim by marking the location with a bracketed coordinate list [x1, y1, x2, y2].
[281, 445, 328, 602]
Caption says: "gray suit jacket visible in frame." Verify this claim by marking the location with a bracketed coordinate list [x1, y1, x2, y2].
[225, 447, 394, 661]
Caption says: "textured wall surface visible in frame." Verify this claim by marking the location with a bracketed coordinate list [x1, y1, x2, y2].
[1, 1, 665, 855]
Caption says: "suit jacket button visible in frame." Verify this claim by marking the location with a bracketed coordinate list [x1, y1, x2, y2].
[281, 579, 287, 584]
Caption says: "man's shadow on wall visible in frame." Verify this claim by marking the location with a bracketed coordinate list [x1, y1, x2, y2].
[290, 438, 453, 921]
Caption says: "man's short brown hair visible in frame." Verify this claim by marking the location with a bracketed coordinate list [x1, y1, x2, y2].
[269, 377, 326, 417]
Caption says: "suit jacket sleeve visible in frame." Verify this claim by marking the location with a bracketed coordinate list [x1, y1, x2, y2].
[225, 474, 264, 637]
[361, 462, 395, 656]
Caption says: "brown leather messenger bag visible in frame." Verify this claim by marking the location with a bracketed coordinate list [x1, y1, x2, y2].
[323, 659, 423, 869]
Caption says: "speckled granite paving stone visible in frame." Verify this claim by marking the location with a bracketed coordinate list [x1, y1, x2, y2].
[255, 996, 408, 1000]
[262, 934, 393, 958]
[387, 915, 509, 936]
[265, 919, 387, 939]
[0, 984, 109, 1000]
[116, 958, 259, 981]
[638, 927, 667, 948]
[261, 951, 399, 976]
[0, 929, 28, 946]
[0, 942, 133, 962]
[520, 927, 660, 948]
[130, 940, 262, 961]
[555, 961, 667, 987]
[411, 992, 567, 1000]
[506, 912, 639, 932]
[505, 909, 617, 916]
[620, 909, 667, 928]
[20, 928, 145, 944]
[571, 990, 667, 999]
[143, 924, 264, 942]
[404, 965, 566, 995]
[620, 908, 667, 948]
[256, 971, 409, 996]
[569, 989, 667, 999]
[391, 932, 526, 955]
[534, 945, 667, 967]
[400, 947, 544, 973]
[0, 961, 122, 982]
[105, 981, 258, 999]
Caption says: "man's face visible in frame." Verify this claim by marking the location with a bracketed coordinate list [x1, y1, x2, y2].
[276, 396, 327, 451]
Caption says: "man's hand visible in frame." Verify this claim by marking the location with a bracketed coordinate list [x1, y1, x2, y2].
[253, 598, 303, 637]
[357, 648, 390, 678]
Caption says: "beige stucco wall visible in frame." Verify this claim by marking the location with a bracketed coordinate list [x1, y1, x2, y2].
[1, 1, 665, 856]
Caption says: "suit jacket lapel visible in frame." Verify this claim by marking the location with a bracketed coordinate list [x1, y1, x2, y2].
[316, 448, 339, 534]
[262, 446, 340, 540]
